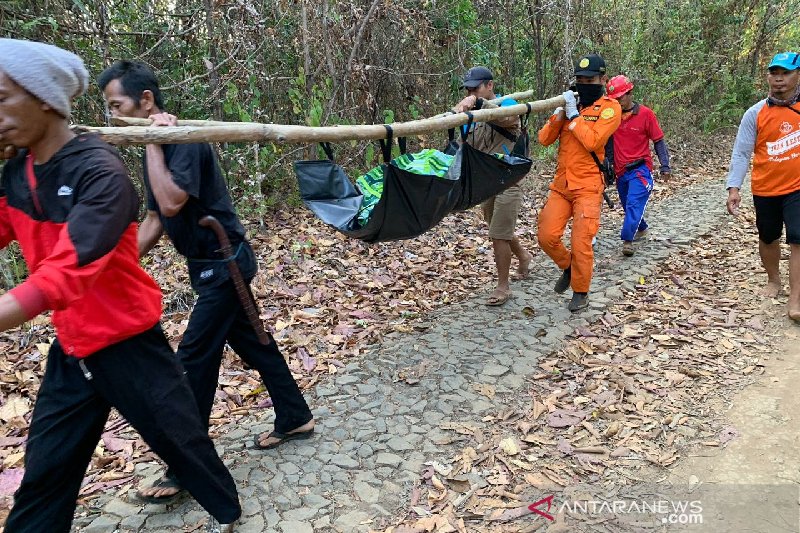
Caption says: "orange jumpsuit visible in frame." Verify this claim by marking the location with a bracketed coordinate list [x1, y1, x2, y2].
[537, 96, 621, 293]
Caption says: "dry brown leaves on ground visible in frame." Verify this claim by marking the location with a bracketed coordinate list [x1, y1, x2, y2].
[377, 197, 780, 533]
[0, 135, 734, 516]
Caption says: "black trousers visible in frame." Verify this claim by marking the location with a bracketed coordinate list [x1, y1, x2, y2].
[4, 325, 241, 533]
[168, 279, 311, 474]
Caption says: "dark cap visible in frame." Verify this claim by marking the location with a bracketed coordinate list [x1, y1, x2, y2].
[461, 66, 493, 88]
[574, 53, 606, 77]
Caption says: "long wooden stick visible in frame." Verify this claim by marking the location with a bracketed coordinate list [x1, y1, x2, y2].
[109, 89, 546, 128]
[80, 94, 565, 145]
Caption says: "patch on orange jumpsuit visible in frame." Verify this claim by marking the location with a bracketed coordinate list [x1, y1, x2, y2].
[600, 107, 616, 120]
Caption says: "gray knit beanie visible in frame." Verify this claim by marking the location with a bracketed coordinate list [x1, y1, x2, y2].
[0, 39, 88, 117]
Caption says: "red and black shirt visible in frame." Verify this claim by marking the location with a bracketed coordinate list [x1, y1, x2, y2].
[0, 134, 163, 357]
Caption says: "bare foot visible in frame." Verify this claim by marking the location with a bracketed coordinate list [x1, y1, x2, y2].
[485, 288, 512, 306]
[136, 476, 182, 501]
[514, 252, 534, 280]
[256, 419, 315, 448]
[762, 281, 782, 298]
[789, 303, 800, 322]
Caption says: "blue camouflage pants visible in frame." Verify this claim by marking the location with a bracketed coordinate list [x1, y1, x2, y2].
[617, 165, 653, 242]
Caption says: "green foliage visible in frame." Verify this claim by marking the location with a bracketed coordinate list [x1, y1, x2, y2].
[0, 244, 27, 289]
[0, 0, 795, 214]
[702, 70, 758, 132]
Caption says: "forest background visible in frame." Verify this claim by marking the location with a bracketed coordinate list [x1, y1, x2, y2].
[0, 0, 797, 272]
[1, 0, 799, 213]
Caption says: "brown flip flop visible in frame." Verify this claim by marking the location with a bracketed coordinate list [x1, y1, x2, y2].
[254, 427, 315, 450]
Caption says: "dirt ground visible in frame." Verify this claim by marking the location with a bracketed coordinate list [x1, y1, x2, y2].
[657, 311, 800, 533]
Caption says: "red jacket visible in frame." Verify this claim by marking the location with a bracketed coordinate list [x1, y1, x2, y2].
[0, 135, 162, 357]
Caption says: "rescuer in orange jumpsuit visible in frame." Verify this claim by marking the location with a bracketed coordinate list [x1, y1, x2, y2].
[537, 53, 621, 312]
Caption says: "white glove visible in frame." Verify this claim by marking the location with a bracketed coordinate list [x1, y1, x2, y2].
[562, 90, 579, 119]
[552, 106, 564, 116]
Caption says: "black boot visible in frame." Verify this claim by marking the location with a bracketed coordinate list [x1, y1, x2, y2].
[568, 292, 589, 312]
[554, 267, 571, 294]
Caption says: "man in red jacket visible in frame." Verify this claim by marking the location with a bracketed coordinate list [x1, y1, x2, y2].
[604, 74, 672, 257]
[0, 39, 240, 533]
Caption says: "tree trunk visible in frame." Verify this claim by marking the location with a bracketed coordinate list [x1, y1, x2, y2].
[203, 0, 223, 122]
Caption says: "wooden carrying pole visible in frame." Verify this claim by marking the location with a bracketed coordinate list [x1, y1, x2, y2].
[80, 94, 566, 146]
[108, 89, 546, 128]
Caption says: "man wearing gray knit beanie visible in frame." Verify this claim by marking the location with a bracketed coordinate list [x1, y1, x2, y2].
[0, 38, 88, 118]
[0, 40, 242, 533]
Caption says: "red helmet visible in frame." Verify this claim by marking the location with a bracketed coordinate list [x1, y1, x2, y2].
[606, 75, 634, 99]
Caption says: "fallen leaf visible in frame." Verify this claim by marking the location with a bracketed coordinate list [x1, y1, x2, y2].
[0, 468, 24, 498]
[546, 409, 588, 428]
[0, 395, 30, 422]
[499, 437, 520, 456]
[473, 383, 496, 399]
[719, 426, 739, 445]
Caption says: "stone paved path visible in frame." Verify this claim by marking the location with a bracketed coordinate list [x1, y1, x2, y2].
[75, 178, 731, 532]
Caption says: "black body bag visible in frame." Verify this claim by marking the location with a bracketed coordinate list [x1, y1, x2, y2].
[445, 112, 533, 211]
[295, 113, 533, 242]
[294, 127, 459, 243]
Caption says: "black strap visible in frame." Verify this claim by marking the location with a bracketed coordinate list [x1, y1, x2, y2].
[522, 103, 532, 128]
[486, 103, 530, 142]
[589, 151, 604, 171]
[379, 125, 393, 163]
[787, 105, 800, 118]
[319, 142, 334, 161]
[460, 112, 474, 142]
[448, 128, 455, 142]
[589, 151, 615, 209]
[487, 123, 518, 142]
[398, 136, 407, 155]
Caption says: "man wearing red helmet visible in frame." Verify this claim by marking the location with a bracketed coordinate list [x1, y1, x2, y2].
[726, 52, 800, 320]
[604, 74, 671, 257]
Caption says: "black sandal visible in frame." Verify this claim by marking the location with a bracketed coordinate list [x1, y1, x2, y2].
[253, 427, 315, 450]
[135, 475, 184, 504]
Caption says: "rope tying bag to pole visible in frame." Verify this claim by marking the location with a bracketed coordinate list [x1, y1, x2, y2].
[293, 117, 532, 242]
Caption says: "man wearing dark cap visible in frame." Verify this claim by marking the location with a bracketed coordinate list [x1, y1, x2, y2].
[726, 51, 800, 320]
[453, 66, 534, 306]
[0, 39, 240, 533]
[537, 53, 621, 311]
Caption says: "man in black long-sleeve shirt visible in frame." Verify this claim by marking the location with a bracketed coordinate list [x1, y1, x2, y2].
[99, 60, 314, 503]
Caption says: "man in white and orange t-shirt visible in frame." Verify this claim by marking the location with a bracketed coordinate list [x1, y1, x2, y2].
[727, 51, 800, 319]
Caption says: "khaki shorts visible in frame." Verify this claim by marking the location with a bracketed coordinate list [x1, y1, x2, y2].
[481, 185, 523, 240]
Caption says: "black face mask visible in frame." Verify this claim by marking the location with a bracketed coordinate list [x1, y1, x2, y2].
[571, 83, 604, 107]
